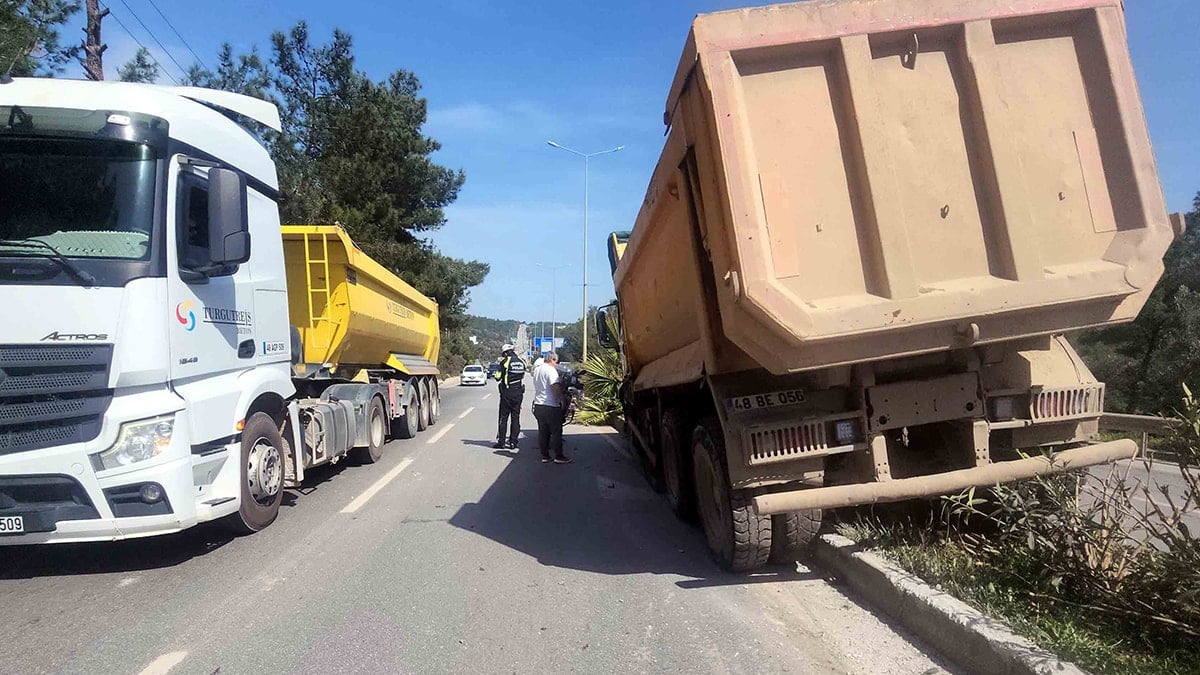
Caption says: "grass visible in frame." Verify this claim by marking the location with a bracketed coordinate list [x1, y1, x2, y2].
[839, 517, 1200, 675]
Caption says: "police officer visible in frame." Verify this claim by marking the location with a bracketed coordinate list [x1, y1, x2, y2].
[493, 344, 527, 449]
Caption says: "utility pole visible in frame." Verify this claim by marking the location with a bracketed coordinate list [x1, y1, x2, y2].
[82, 0, 109, 81]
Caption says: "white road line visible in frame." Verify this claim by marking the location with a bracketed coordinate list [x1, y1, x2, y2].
[482, 393, 492, 401]
[426, 422, 457, 444]
[340, 458, 415, 514]
[137, 652, 188, 675]
[457, 407, 475, 420]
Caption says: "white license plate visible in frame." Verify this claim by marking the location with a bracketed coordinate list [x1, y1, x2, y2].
[728, 388, 807, 411]
[0, 515, 24, 534]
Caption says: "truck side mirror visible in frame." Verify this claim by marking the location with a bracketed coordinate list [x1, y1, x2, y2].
[596, 308, 615, 349]
[207, 167, 250, 266]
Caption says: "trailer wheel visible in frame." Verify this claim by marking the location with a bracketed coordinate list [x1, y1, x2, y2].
[693, 419, 771, 572]
[392, 386, 419, 440]
[354, 397, 387, 464]
[428, 378, 440, 425]
[768, 509, 823, 564]
[417, 380, 430, 431]
[225, 412, 285, 534]
[660, 409, 696, 522]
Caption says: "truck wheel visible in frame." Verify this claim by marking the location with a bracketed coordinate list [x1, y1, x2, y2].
[660, 409, 696, 522]
[428, 379, 440, 425]
[417, 380, 430, 431]
[693, 419, 771, 572]
[769, 509, 823, 564]
[353, 397, 387, 464]
[225, 412, 285, 534]
[392, 388, 419, 440]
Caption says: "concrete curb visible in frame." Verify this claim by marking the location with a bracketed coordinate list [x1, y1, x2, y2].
[814, 534, 1086, 675]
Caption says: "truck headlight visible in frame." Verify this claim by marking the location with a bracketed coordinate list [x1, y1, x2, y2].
[92, 415, 175, 471]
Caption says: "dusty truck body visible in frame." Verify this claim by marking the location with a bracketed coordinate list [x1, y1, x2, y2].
[601, 0, 1179, 571]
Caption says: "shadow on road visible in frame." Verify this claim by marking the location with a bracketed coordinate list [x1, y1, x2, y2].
[0, 458, 363, 579]
[451, 428, 806, 584]
[0, 522, 237, 579]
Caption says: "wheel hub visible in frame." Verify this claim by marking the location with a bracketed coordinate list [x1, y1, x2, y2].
[247, 439, 282, 503]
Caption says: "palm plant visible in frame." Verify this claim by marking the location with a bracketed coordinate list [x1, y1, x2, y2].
[575, 313, 624, 425]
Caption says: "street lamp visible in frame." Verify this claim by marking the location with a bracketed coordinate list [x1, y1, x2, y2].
[547, 140, 624, 363]
[536, 263, 570, 350]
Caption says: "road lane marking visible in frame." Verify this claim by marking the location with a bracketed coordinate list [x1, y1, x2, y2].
[482, 394, 492, 401]
[138, 652, 187, 675]
[341, 457, 415, 513]
[426, 422, 457, 444]
[457, 407, 475, 420]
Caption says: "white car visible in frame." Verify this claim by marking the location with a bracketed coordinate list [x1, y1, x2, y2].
[461, 364, 488, 386]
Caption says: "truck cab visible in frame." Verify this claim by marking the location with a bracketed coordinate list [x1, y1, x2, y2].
[0, 79, 294, 543]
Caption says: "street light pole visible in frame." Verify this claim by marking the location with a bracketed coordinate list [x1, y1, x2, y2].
[547, 141, 624, 363]
[536, 262, 570, 351]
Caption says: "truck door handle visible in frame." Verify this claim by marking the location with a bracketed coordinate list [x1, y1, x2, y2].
[238, 340, 255, 359]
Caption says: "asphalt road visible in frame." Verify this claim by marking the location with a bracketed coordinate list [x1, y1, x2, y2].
[1087, 457, 1200, 535]
[0, 383, 952, 675]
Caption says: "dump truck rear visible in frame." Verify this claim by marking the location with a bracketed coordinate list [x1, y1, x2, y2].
[600, 0, 1180, 571]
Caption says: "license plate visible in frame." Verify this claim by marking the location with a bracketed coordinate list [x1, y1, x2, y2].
[728, 388, 807, 412]
[0, 515, 24, 534]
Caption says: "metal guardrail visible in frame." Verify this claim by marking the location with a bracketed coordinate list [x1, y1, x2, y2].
[1099, 412, 1179, 456]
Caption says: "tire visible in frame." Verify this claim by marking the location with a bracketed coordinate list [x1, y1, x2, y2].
[769, 509, 823, 564]
[392, 385, 419, 440]
[693, 418, 771, 572]
[417, 380, 430, 431]
[660, 409, 696, 522]
[225, 412, 285, 534]
[428, 379, 440, 425]
[353, 397, 387, 464]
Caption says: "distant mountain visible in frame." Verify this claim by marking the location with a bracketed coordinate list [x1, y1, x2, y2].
[466, 315, 524, 362]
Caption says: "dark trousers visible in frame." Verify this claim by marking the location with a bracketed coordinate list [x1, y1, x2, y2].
[497, 386, 523, 444]
[533, 404, 565, 460]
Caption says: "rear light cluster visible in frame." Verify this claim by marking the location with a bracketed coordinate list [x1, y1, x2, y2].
[987, 385, 1104, 423]
[1031, 385, 1103, 421]
[745, 417, 862, 466]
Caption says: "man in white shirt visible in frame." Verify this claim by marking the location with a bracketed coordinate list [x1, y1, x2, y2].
[532, 352, 571, 464]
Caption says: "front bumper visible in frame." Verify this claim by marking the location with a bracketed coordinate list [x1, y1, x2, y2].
[752, 439, 1136, 514]
[0, 391, 234, 545]
[461, 375, 487, 385]
[0, 454, 200, 544]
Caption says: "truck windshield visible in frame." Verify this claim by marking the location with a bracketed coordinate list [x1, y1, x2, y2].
[0, 137, 157, 261]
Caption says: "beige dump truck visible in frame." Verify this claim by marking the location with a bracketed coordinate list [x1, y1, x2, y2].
[599, 0, 1182, 571]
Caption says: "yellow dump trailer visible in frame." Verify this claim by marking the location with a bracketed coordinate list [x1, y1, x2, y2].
[600, 0, 1182, 572]
[282, 225, 440, 376]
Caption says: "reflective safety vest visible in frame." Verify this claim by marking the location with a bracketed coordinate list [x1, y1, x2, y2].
[495, 354, 526, 388]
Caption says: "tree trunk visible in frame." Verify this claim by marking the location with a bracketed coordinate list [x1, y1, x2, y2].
[82, 0, 108, 81]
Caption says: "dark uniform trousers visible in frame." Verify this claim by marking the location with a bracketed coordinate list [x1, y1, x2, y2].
[497, 384, 523, 445]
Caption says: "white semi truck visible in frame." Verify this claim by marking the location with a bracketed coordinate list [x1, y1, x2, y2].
[0, 79, 442, 544]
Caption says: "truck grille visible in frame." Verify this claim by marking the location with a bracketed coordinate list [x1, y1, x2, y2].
[0, 344, 113, 456]
[1030, 384, 1104, 422]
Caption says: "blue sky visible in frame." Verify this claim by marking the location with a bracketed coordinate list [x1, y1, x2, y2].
[68, 1, 1199, 323]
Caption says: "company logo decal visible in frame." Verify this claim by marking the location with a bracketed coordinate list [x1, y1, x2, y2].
[176, 301, 196, 331]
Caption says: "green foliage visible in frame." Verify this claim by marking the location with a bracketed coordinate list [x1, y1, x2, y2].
[1075, 194, 1200, 414]
[575, 312, 624, 426]
[467, 315, 523, 361]
[182, 44, 271, 99]
[117, 47, 158, 83]
[0, 0, 80, 77]
[846, 388, 1200, 673]
[553, 303, 608, 363]
[183, 23, 486, 371]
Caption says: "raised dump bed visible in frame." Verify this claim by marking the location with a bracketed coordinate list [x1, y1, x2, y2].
[616, 0, 1175, 376]
[282, 225, 440, 375]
